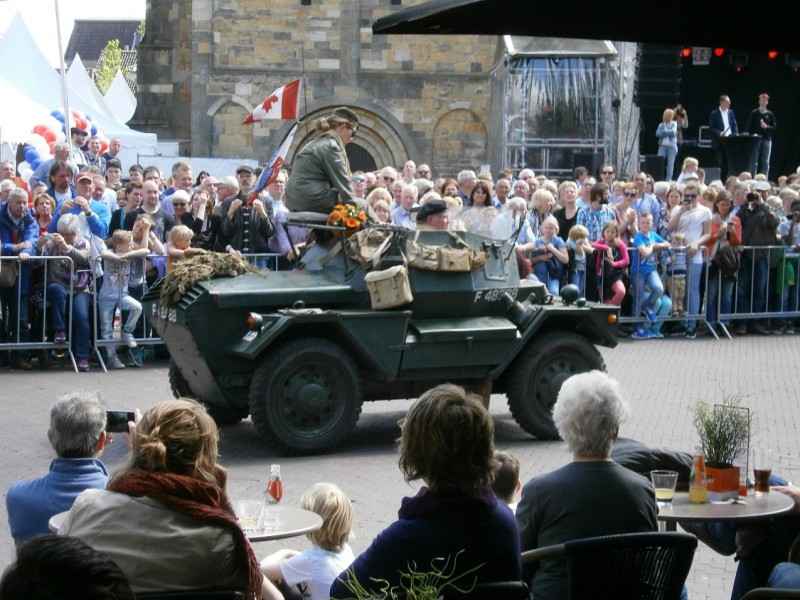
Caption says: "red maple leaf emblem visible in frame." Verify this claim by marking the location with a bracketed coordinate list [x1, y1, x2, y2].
[262, 94, 279, 113]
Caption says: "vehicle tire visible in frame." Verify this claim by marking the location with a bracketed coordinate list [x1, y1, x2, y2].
[249, 338, 363, 455]
[506, 331, 605, 440]
[168, 360, 243, 426]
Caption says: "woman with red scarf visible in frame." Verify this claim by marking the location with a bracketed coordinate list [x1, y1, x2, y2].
[58, 400, 267, 599]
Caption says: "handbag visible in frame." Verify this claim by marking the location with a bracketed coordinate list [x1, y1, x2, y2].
[547, 255, 565, 279]
[712, 242, 741, 278]
[364, 264, 414, 309]
[0, 259, 18, 287]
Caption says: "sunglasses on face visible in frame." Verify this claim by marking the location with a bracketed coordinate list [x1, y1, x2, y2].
[602, 170, 614, 175]
[172, 202, 187, 206]
[352, 177, 365, 183]
[623, 192, 636, 197]
[383, 176, 395, 182]
[684, 194, 697, 200]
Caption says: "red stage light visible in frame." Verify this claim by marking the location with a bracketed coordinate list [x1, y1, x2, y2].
[681, 48, 692, 58]
[768, 51, 778, 60]
[714, 48, 725, 57]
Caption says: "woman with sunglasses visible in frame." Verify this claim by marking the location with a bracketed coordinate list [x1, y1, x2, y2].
[284, 107, 372, 220]
[611, 182, 639, 247]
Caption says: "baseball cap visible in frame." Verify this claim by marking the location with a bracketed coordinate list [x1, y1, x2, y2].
[331, 107, 359, 128]
[106, 159, 121, 170]
[76, 172, 94, 183]
[753, 181, 771, 192]
[236, 165, 255, 175]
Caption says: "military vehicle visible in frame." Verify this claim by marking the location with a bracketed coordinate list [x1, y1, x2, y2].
[143, 223, 619, 455]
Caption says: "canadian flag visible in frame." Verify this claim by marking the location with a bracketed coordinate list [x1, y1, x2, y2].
[243, 80, 301, 124]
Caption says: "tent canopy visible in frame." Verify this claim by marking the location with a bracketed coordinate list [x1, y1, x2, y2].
[372, 0, 800, 53]
[0, 12, 155, 154]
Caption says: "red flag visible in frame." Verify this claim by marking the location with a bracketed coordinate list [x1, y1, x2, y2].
[247, 124, 299, 204]
[242, 80, 301, 124]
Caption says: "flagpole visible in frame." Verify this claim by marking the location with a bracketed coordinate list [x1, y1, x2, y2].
[301, 45, 309, 136]
[54, 0, 71, 135]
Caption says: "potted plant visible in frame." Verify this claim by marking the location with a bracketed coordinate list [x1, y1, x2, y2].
[693, 394, 752, 503]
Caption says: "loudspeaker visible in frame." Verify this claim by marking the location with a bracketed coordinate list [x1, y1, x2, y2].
[642, 154, 665, 179]
[572, 151, 604, 177]
[634, 44, 682, 108]
[704, 167, 721, 183]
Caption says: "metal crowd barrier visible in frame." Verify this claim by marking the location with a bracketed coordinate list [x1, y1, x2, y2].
[91, 254, 165, 373]
[239, 252, 282, 271]
[0, 255, 78, 372]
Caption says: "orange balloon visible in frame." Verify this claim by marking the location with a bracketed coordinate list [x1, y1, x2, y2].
[100, 140, 109, 154]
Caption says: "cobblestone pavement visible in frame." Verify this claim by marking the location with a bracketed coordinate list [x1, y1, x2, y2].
[2, 333, 799, 599]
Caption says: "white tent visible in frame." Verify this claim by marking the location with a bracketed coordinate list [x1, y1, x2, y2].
[0, 12, 156, 156]
[66, 53, 117, 123]
[103, 70, 137, 124]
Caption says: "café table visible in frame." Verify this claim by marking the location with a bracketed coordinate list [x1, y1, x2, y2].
[48, 505, 323, 542]
[657, 491, 796, 532]
[243, 506, 322, 542]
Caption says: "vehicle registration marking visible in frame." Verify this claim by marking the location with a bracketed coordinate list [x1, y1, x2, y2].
[242, 331, 258, 342]
[473, 288, 517, 303]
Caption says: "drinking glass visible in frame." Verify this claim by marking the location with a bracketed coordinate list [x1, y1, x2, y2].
[650, 470, 679, 505]
[752, 448, 773, 496]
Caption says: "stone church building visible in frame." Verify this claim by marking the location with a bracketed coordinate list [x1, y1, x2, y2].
[131, 0, 501, 177]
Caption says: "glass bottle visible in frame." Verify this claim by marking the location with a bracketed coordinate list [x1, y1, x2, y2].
[689, 447, 708, 504]
[267, 464, 283, 504]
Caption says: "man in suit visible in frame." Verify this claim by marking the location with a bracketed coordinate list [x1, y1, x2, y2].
[708, 95, 738, 179]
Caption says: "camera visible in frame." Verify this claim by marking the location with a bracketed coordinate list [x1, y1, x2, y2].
[106, 410, 136, 433]
[746, 192, 759, 203]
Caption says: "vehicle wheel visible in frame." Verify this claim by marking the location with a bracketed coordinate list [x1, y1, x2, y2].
[168, 360, 243, 426]
[506, 331, 605, 440]
[249, 338, 363, 455]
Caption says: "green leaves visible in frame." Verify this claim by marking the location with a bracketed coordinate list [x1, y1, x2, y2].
[693, 394, 751, 468]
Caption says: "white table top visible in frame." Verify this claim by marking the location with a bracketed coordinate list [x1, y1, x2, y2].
[243, 506, 323, 542]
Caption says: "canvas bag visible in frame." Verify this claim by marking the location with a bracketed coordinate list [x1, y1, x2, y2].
[346, 228, 392, 269]
[404, 231, 487, 272]
[364, 264, 414, 309]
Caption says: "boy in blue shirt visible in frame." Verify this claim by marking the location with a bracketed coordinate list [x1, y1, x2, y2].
[631, 212, 670, 339]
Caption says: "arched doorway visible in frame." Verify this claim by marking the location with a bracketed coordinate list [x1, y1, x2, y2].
[347, 143, 377, 173]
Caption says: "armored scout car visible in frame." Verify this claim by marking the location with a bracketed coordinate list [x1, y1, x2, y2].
[144, 224, 619, 455]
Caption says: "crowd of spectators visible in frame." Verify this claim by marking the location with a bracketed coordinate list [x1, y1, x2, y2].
[3, 152, 800, 370]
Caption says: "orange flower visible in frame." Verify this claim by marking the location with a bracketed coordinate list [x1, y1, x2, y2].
[358, 211, 367, 220]
[345, 217, 360, 229]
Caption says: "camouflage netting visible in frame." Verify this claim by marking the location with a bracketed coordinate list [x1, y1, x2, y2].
[159, 249, 264, 308]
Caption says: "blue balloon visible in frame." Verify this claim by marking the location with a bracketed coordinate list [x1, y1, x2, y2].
[85, 114, 92, 122]
[30, 158, 42, 170]
[50, 109, 64, 119]
[24, 147, 38, 162]
[90, 124, 98, 136]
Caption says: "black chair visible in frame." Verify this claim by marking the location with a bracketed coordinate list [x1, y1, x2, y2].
[521, 532, 697, 600]
[135, 591, 243, 599]
[441, 580, 530, 599]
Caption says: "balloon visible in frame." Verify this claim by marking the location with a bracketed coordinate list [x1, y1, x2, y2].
[54, 129, 65, 143]
[34, 139, 49, 157]
[85, 114, 92, 123]
[32, 124, 46, 136]
[90, 124, 98, 136]
[19, 168, 33, 185]
[41, 129, 56, 143]
[27, 133, 46, 148]
[30, 157, 41, 170]
[23, 147, 38, 163]
[47, 141, 56, 154]
[100, 140, 109, 154]
[50, 109, 64, 120]
[18, 160, 31, 172]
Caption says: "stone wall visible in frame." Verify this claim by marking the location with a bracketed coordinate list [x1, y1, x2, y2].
[133, 0, 501, 177]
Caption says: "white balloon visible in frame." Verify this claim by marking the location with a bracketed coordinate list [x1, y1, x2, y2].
[27, 133, 46, 148]
[19, 168, 33, 185]
[18, 160, 31, 172]
[54, 129, 66, 143]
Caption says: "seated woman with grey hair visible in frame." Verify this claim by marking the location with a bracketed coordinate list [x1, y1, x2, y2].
[516, 371, 658, 600]
[37, 213, 93, 371]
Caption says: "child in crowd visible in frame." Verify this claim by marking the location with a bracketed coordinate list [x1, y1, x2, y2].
[98, 230, 151, 369]
[662, 232, 688, 317]
[676, 157, 699, 185]
[567, 224, 593, 296]
[491, 450, 521, 514]
[591, 221, 629, 306]
[166, 224, 194, 272]
[261, 483, 355, 600]
[531, 216, 568, 296]
[630, 212, 670, 339]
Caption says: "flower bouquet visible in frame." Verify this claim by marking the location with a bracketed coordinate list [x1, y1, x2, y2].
[328, 203, 367, 239]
